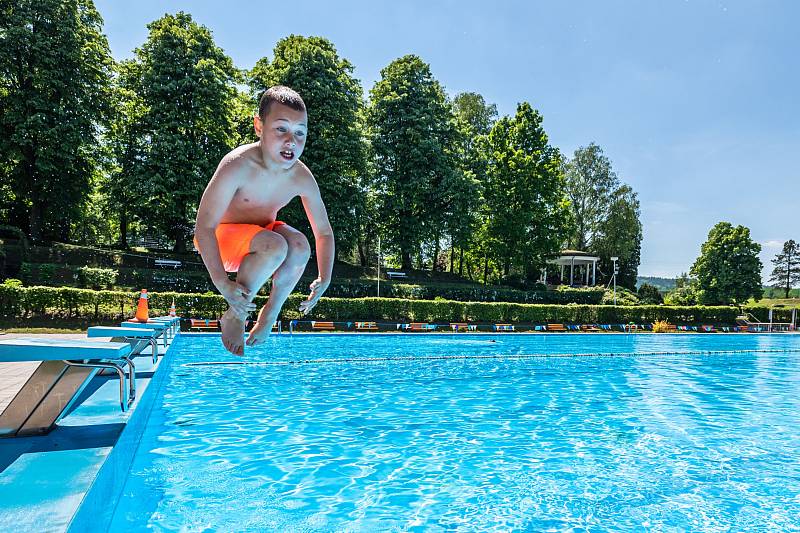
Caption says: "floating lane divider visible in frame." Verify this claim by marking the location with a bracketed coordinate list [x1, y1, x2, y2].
[183, 348, 800, 367]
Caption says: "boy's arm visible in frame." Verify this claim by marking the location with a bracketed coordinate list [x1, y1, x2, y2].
[298, 174, 335, 315]
[194, 157, 255, 316]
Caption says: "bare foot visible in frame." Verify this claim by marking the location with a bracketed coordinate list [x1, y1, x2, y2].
[246, 306, 279, 347]
[220, 309, 246, 356]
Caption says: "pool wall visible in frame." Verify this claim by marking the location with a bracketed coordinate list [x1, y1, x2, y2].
[66, 335, 180, 533]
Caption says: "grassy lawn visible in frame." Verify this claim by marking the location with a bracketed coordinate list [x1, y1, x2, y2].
[749, 298, 800, 309]
[0, 317, 117, 335]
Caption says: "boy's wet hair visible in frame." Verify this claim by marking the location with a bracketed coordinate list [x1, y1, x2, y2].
[258, 86, 306, 120]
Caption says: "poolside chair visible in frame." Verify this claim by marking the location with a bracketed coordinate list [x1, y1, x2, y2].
[581, 324, 601, 332]
[189, 319, 219, 332]
[410, 322, 436, 332]
[311, 321, 335, 331]
[546, 324, 567, 332]
[0, 338, 134, 437]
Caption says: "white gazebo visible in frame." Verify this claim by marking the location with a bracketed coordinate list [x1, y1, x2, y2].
[543, 249, 600, 286]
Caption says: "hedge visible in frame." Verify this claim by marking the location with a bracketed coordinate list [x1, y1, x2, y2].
[18, 262, 215, 293]
[0, 285, 742, 325]
[11, 263, 606, 304]
[745, 306, 796, 323]
[323, 282, 605, 304]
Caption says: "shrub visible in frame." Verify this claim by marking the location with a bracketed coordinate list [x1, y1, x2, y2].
[0, 286, 742, 326]
[602, 287, 640, 305]
[324, 281, 604, 304]
[77, 266, 119, 289]
[652, 319, 672, 333]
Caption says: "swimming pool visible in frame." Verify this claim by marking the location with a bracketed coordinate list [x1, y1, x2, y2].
[102, 333, 800, 531]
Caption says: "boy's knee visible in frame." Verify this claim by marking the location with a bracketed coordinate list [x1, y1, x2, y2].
[251, 230, 289, 259]
[288, 235, 311, 263]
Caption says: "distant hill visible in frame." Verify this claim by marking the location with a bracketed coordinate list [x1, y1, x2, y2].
[637, 276, 677, 291]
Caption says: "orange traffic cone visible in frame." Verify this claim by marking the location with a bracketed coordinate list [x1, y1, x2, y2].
[134, 289, 150, 322]
[169, 299, 177, 317]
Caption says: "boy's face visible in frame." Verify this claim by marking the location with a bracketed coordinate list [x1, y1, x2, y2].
[254, 103, 308, 169]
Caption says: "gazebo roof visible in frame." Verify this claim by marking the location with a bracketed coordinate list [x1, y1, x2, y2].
[559, 249, 595, 257]
[548, 249, 600, 266]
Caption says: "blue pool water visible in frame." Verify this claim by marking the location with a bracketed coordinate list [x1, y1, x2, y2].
[107, 334, 800, 531]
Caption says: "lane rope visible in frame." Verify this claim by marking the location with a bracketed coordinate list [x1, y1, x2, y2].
[183, 348, 800, 367]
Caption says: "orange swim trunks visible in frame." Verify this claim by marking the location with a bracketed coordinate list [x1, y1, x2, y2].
[194, 221, 286, 273]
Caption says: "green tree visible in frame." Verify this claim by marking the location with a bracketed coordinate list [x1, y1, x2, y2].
[229, 88, 257, 147]
[367, 55, 460, 270]
[450, 92, 496, 274]
[637, 282, 663, 304]
[664, 272, 699, 305]
[250, 35, 367, 259]
[563, 143, 620, 251]
[480, 102, 572, 278]
[452, 92, 497, 138]
[768, 239, 800, 298]
[591, 185, 643, 289]
[129, 12, 238, 251]
[0, 0, 113, 242]
[103, 60, 147, 248]
[690, 222, 763, 305]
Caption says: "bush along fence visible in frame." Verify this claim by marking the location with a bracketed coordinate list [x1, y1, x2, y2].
[0, 285, 746, 325]
[11, 266, 605, 305]
[322, 282, 605, 305]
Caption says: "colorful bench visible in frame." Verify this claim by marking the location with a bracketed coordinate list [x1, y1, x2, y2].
[189, 319, 219, 331]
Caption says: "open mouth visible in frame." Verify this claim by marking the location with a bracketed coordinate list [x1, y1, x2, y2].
[280, 150, 294, 161]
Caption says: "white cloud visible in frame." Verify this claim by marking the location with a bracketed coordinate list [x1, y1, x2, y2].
[762, 240, 785, 249]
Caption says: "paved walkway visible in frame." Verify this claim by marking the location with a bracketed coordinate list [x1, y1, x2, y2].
[0, 333, 86, 413]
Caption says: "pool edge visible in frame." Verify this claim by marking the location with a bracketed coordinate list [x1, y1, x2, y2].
[66, 335, 179, 533]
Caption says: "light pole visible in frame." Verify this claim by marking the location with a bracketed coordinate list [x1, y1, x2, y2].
[377, 235, 381, 298]
[611, 256, 619, 305]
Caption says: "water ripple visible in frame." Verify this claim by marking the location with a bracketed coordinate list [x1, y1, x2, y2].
[109, 334, 800, 532]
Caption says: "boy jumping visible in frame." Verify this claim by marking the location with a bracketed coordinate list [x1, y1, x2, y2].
[194, 86, 334, 355]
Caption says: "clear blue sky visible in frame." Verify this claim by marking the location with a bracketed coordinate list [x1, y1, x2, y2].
[94, 0, 799, 278]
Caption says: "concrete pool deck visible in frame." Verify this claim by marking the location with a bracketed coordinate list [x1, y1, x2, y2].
[0, 332, 173, 533]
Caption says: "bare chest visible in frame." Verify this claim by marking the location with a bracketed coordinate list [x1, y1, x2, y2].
[222, 175, 299, 224]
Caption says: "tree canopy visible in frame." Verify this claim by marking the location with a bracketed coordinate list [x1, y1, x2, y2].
[690, 222, 763, 305]
[125, 12, 238, 251]
[367, 55, 461, 269]
[563, 143, 620, 251]
[0, 9, 656, 292]
[250, 35, 367, 257]
[480, 102, 572, 278]
[0, 0, 112, 242]
[563, 144, 642, 289]
[768, 239, 800, 298]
